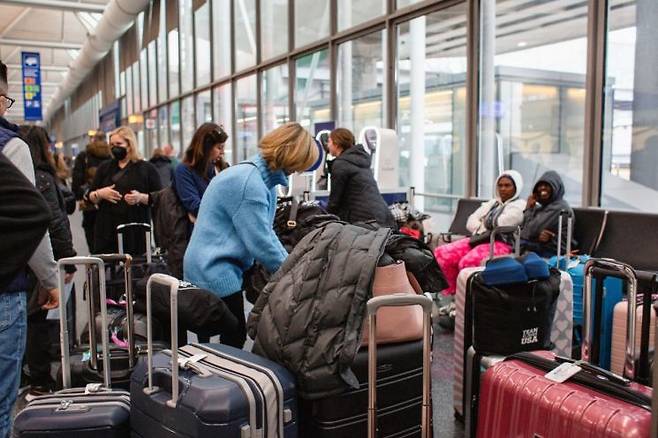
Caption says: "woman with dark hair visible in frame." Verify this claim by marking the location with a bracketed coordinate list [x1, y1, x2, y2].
[174, 123, 229, 227]
[19, 125, 76, 399]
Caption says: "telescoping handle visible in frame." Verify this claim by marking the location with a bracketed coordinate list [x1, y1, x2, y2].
[366, 294, 433, 438]
[556, 210, 573, 270]
[488, 225, 521, 260]
[58, 256, 111, 389]
[116, 222, 152, 263]
[92, 254, 135, 368]
[582, 258, 638, 380]
[144, 273, 180, 408]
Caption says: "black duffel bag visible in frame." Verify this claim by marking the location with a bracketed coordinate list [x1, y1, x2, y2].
[472, 268, 560, 355]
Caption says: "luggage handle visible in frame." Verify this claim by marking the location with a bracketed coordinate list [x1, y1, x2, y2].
[583, 258, 639, 380]
[91, 254, 136, 369]
[366, 293, 433, 438]
[58, 256, 112, 389]
[145, 273, 180, 408]
[488, 225, 521, 260]
[556, 210, 573, 270]
[117, 222, 152, 263]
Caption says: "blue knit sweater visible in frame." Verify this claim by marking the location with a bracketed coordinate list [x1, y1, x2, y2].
[183, 154, 289, 298]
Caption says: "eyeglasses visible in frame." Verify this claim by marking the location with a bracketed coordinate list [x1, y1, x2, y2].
[0, 95, 15, 109]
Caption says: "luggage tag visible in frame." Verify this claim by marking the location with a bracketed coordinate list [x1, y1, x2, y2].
[545, 362, 581, 383]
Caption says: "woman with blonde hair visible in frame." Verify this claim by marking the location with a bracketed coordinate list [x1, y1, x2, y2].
[86, 126, 162, 254]
[184, 122, 319, 347]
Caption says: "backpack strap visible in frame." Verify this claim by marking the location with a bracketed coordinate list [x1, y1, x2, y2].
[287, 198, 299, 229]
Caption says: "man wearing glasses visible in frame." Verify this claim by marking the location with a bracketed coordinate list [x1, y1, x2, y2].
[0, 59, 59, 435]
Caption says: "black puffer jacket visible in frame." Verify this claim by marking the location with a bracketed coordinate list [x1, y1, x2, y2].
[327, 146, 396, 229]
[248, 222, 390, 400]
[35, 165, 75, 262]
[385, 234, 448, 293]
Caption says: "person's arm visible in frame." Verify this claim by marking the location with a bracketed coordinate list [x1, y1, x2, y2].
[71, 151, 86, 200]
[87, 162, 121, 204]
[326, 161, 349, 215]
[38, 174, 75, 262]
[466, 201, 492, 234]
[174, 165, 204, 216]
[494, 200, 525, 228]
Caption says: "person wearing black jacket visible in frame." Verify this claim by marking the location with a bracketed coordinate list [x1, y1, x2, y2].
[326, 128, 396, 229]
[72, 134, 111, 253]
[20, 126, 77, 397]
[86, 126, 162, 255]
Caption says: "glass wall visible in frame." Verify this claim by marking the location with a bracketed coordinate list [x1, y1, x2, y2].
[213, 83, 233, 163]
[396, 5, 468, 228]
[180, 0, 194, 93]
[601, 0, 658, 213]
[478, 0, 588, 206]
[212, 0, 231, 79]
[294, 0, 330, 48]
[294, 49, 330, 129]
[132, 62, 141, 112]
[157, 0, 167, 103]
[181, 95, 195, 150]
[261, 63, 289, 133]
[337, 0, 386, 31]
[145, 109, 158, 155]
[126, 65, 133, 115]
[169, 100, 182, 156]
[140, 50, 148, 109]
[337, 30, 386, 138]
[261, 0, 288, 60]
[234, 0, 257, 71]
[168, 2, 180, 97]
[148, 42, 157, 108]
[158, 105, 169, 148]
[235, 75, 258, 160]
[196, 90, 212, 126]
[195, 0, 211, 86]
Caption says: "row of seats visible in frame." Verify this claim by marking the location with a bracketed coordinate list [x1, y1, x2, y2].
[447, 198, 658, 272]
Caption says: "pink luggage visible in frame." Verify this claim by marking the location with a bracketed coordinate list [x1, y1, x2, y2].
[610, 295, 657, 377]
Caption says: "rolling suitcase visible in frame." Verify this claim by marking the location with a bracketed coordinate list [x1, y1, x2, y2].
[463, 347, 503, 438]
[299, 295, 432, 438]
[14, 256, 131, 437]
[130, 273, 299, 438]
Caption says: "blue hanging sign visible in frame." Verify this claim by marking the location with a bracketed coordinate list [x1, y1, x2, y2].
[21, 52, 43, 121]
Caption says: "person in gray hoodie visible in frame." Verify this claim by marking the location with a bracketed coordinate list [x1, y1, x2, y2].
[520, 170, 576, 257]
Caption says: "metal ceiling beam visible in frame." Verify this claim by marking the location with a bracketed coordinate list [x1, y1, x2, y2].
[5, 64, 69, 72]
[1, 8, 31, 38]
[0, 0, 104, 13]
[0, 38, 82, 50]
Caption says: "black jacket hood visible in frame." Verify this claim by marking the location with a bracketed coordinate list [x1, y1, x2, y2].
[339, 145, 372, 169]
[533, 170, 565, 204]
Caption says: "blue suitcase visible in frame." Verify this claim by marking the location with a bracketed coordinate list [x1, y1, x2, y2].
[130, 273, 298, 438]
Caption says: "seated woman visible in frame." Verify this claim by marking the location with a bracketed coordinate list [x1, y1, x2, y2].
[520, 170, 575, 257]
[434, 171, 525, 295]
[184, 122, 318, 348]
[326, 128, 396, 229]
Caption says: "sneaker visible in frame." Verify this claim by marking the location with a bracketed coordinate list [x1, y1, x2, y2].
[24, 385, 53, 403]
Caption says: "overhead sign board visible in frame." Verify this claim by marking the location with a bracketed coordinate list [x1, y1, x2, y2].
[21, 51, 43, 121]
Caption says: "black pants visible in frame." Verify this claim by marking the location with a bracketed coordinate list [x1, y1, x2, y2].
[219, 291, 246, 349]
[26, 310, 56, 388]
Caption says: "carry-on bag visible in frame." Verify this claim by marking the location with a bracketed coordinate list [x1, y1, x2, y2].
[14, 256, 131, 437]
[130, 273, 299, 438]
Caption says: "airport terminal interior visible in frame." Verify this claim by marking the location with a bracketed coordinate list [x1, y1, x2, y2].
[0, 0, 657, 437]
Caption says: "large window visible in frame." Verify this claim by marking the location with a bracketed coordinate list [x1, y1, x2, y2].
[148, 42, 157, 108]
[180, 0, 194, 92]
[337, 30, 386, 138]
[169, 100, 182, 156]
[158, 105, 169, 148]
[294, 0, 330, 48]
[181, 95, 195, 150]
[260, 0, 288, 60]
[126, 65, 134, 115]
[261, 64, 289, 133]
[234, 0, 256, 71]
[168, 1, 180, 97]
[337, 0, 386, 31]
[140, 50, 148, 109]
[212, 0, 231, 79]
[195, 0, 211, 86]
[294, 49, 330, 129]
[478, 0, 588, 207]
[601, 0, 658, 213]
[145, 109, 158, 155]
[196, 90, 212, 126]
[157, 0, 168, 103]
[235, 74, 258, 160]
[396, 6, 468, 228]
[132, 62, 141, 112]
[213, 83, 233, 163]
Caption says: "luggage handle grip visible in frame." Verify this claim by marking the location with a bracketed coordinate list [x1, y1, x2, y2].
[116, 222, 152, 264]
[145, 273, 180, 408]
[57, 256, 112, 389]
[556, 210, 573, 269]
[488, 225, 521, 260]
[367, 294, 432, 438]
[583, 258, 639, 380]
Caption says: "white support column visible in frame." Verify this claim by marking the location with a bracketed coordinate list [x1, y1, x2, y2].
[479, 0, 497, 198]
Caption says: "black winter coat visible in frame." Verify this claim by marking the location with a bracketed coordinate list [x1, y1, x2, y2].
[35, 165, 76, 262]
[327, 146, 396, 229]
[149, 156, 174, 187]
[248, 222, 390, 399]
[151, 187, 189, 278]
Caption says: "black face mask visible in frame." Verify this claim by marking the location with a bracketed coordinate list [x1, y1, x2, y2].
[112, 146, 128, 161]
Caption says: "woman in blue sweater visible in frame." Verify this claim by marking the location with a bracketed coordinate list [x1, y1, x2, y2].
[174, 123, 229, 229]
[184, 122, 318, 348]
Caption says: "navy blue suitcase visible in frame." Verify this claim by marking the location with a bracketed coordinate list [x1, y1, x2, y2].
[130, 273, 298, 438]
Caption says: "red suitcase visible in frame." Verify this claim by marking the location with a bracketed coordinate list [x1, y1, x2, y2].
[477, 351, 652, 438]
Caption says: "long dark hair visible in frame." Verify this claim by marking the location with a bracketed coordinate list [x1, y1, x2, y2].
[19, 125, 56, 173]
[183, 123, 228, 178]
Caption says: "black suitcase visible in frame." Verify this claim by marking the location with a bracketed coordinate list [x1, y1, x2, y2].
[14, 256, 131, 437]
[130, 273, 299, 438]
[300, 294, 433, 438]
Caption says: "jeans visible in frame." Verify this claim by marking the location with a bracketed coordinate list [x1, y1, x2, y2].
[0, 291, 27, 438]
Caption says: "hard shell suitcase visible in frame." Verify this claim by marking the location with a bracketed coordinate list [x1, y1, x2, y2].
[610, 294, 657, 378]
[463, 347, 503, 438]
[130, 273, 298, 438]
[14, 256, 131, 437]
